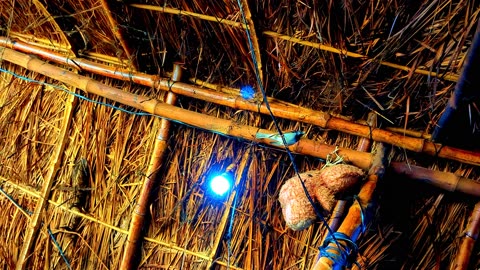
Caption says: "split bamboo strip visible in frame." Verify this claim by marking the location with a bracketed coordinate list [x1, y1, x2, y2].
[129, 4, 459, 82]
[120, 64, 182, 269]
[129, 4, 246, 29]
[15, 84, 76, 270]
[0, 177, 243, 270]
[31, 0, 72, 53]
[238, 0, 263, 83]
[0, 37, 477, 166]
[262, 31, 459, 82]
[432, 21, 480, 142]
[312, 143, 388, 270]
[1, 47, 479, 196]
[206, 154, 249, 268]
[451, 202, 480, 270]
[100, 0, 137, 69]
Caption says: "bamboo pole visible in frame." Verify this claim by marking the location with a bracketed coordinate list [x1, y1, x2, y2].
[100, 0, 137, 69]
[0, 177, 243, 270]
[320, 113, 377, 245]
[120, 64, 182, 269]
[451, 202, 480, 270]
[312, 143, 388, 270]
[0, 37, 478, 166]
[432, 20, 480, 142]
[1, 47, 479, 196]
[129, 4, 459, 83]
[15, 82, 76, 270]
[390, 162, 480, 197]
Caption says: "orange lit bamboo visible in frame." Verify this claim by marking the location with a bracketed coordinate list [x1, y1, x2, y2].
[120, 64, 182, 269]
[313, 143, 388, 270]
[1, 47, 479, 198]
[0, 37, 478, 166]
[451, 202, 480, 270]
[321, 113, 377, 244]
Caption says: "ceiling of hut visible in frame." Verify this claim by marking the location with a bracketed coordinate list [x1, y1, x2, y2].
[0, 0, 480, 269]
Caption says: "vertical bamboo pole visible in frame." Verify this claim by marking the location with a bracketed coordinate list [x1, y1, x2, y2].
[312, 143, 388, 270]
[206, 153, 251, 269]
[451, 202, 480, 270]
[120, 64, 182, 269]
[100, 0, 137, 69]
[432, 20, 480, 142]
[16, 89, 76, 270]
[320, 114, 377, 246]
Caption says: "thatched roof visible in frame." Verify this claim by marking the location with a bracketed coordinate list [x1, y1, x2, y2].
[1, 0, 480, 269]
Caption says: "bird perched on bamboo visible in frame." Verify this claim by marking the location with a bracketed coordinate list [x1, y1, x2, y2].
[255, 130, 304, 147]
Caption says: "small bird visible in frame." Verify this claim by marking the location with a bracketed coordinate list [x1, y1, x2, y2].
[240, 85, 256, 100]
[255, 130, 304, 147]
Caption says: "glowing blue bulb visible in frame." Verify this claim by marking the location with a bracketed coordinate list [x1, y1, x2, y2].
[210, 174, 231, 196]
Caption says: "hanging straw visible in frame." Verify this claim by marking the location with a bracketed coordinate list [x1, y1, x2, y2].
[0, 37, 479, 166]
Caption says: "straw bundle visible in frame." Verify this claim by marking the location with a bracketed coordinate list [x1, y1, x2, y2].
[1, 0, 480, 269]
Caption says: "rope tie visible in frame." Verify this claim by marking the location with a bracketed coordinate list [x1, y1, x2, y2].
[319, 232, 360, 269]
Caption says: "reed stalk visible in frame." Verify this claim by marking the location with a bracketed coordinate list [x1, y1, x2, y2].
[0, 47, 479, 197]
[451, 202, 480, 270]
[15, 83, 76, 270]
[0, 37, 477, 166]
[312, 143, 388, 270]
[120, 64, 182, 269]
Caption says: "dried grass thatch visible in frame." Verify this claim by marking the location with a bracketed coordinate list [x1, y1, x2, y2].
[1, 0, 480, 269]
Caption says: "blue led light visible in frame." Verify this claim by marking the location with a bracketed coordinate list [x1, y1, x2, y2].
[209, 174, 231, 196]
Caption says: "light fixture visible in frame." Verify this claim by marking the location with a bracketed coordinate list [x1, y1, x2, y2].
[209, 173, 232, 197]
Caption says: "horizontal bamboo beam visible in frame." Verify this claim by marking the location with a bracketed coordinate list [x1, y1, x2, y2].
[0, 47, 479, 197]
[0, 37, 478, 166]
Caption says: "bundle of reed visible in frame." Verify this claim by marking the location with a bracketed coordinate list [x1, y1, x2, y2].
[0, 46, 479, 198]
[1, 37, 479, 167]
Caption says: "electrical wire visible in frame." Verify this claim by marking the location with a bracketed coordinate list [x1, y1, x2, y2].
[235, 0, 345, 260]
